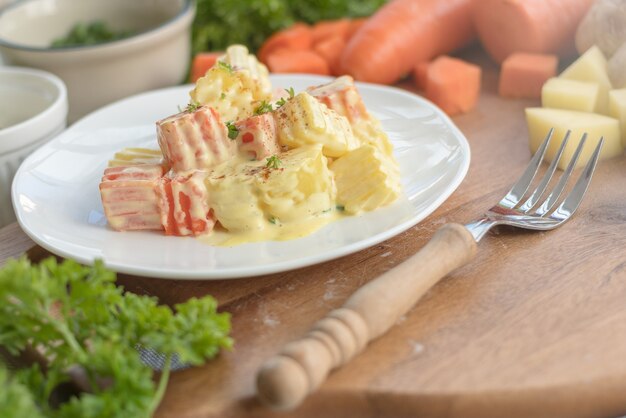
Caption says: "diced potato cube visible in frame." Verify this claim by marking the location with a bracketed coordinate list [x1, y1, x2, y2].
[559, 46, 612, 115]
[609, 89, 626, 147]
[220, 44, 272, 99]
[330, 145, 402, 214]
[525, 107, 623, 170]
[541, 78, 600, 113]
[275, 92, 358, 157]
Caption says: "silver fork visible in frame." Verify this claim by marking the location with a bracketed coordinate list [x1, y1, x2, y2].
[256, 130, 604, 410]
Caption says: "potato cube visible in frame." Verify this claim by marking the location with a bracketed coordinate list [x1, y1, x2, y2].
[541, 78, 600, 113]
[525, 107, 622, 170]
[559, 46, 612, 115]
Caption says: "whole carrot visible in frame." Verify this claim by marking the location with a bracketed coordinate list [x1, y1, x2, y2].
[340, 0, 475, 84]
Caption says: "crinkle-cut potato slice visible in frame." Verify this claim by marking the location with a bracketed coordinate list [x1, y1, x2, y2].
[330, 145, 402, 214]
[352, 119, 395, 157]
[206, 145, 335, 232]
[257, 145, 335, 223]
[205, 161, 267, 234]
[108, 147, 164, 167]
[275, 92, 358, 158]
[190, 45, 272, 122]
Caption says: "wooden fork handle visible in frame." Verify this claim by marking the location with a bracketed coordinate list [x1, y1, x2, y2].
[256, 223, 478, 409]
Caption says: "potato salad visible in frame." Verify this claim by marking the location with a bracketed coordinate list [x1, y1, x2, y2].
[99, 45, 402, 245]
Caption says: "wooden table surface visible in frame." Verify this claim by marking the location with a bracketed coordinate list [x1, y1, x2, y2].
[2, 48, 626, 418]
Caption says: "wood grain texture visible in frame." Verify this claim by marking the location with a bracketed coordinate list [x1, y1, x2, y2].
[257, 224, 477, 409]
[1, 47, 626, 418]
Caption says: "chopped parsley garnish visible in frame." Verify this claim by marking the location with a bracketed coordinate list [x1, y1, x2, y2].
[254, 101, 273, 115]
[220, 92, 226, 100]
[265, 155, 282, 169]
[179, 101, 201, 113]
[217, 61, 234, 73]
[336, 204, 345, 211]
[275, 87, 295, 108]
[225, 121, 239, 140]
[268, 216, 278, 224]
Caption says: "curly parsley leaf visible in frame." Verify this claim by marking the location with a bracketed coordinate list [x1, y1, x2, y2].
[225, 121, 239, 140]
[266, 155, 282, 169]
[0, 257, 232, 417]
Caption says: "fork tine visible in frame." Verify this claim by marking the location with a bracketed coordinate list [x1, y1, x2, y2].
[518, 130, 570, 213]
[534, 132, 588, 216]
[549, 138, 603, 222]
[499, 128, 554, 208]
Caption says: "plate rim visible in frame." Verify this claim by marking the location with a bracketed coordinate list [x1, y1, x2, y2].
[12, 75, 471, 280]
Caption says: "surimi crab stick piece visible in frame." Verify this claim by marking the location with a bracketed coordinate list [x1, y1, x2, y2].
[158, 172, 215, 236]
[234, 113, 281, 160]
[307, 75, 369, 124]
[157, 105, 236, 173]
[307, 76, 394, 156]
[99, 165, 167, 231]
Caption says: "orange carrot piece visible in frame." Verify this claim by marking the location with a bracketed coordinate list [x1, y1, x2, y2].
[312, 19, 352, 44]
[258, 23, 313, 64]
[190, 52, 222, 83]
[413, 61, 430, 90]
[341, 0, 476, 84]
[473, 0, 595, 63]
[314, 36, 347, 76]
[499, 53, 558, 99]
[425, 56, 481, 116]
[346, 18, 367, 40]
[265, 49, 330, 75]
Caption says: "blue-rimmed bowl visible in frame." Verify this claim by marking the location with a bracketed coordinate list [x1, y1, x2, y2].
[0, 0, 194, 122]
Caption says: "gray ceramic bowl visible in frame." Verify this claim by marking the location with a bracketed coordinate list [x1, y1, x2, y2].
[0, 0, 194, 122]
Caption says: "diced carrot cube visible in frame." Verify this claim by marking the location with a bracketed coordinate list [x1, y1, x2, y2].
[499, 53, 558, 99]
[425, 56, 482, 116]
[346, 18, 367, 40]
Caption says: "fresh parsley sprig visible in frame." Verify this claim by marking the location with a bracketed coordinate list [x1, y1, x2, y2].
[179, 101, 201, 113]
[217, 61, 234, 73]
[0, 257, 232, 417]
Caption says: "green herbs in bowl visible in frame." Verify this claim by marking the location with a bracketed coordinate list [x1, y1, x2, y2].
[51, 21, 134, 48]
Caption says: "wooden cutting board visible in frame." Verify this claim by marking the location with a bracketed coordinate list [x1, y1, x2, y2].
[2, 47, 626, 418]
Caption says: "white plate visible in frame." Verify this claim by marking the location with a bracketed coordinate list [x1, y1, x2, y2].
[12, 75, 470, 280]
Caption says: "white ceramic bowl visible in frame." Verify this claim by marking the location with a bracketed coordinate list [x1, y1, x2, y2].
[0, 66, 67, 227]
[0, 0, 194, 122]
